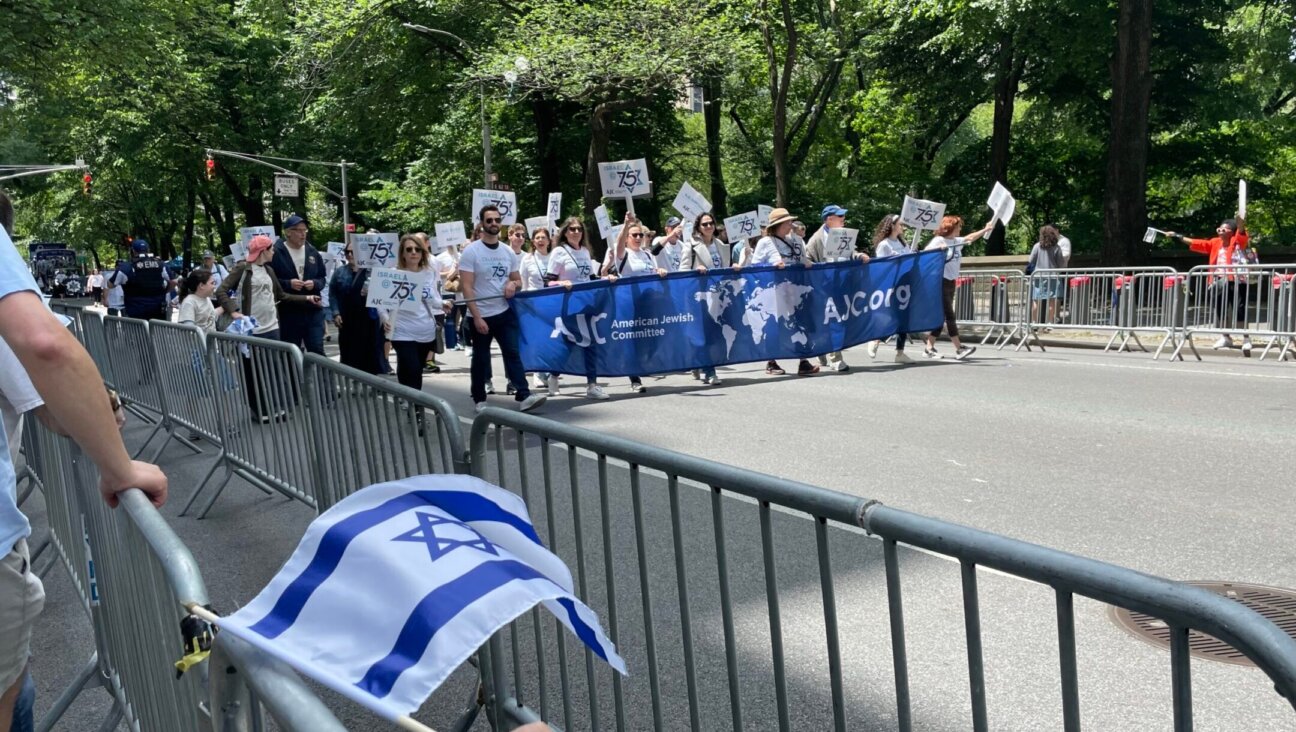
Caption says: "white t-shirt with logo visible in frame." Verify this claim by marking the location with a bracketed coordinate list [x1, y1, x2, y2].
[925, 236, 965, 281]
[458, 240, 518, 318]
[520, 252, 551, 291]
[653, 237, 684, 273]
[616, 249, 659, 278]
[387, 272, 445, 343]
[548, 246, 595, 284]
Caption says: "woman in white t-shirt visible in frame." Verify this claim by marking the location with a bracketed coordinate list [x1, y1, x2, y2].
[383, 234, 449, 395]
[866, 214, 915, 364]
[546, 216, 607, 399]
[749, 207, 819, 377]
[176, 269, 219, 333]
[682, 212, 732, 385]
[603, 217, 668, 394]
[521, 227, 555, 391]
[922, 215, 991, 360]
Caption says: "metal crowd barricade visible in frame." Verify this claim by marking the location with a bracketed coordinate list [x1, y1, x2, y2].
[101, 315, 202, 460]
[466, 408, 1296, 732]
[77, 309, 118, 389]
[149, 321, 224, 451]
[952, 270, 1029, 349]
[1171, 264, 1296, 362]
[303, 353, 467, 511]
[25, 421, 345, 731]
[184, 331, 319, 518]
[1019, 267, 1179, 356]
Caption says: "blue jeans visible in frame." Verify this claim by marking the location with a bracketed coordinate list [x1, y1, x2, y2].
[470, 310, 531, 404]
[279, 308, 325, 355]
[13, 670, 35, 732]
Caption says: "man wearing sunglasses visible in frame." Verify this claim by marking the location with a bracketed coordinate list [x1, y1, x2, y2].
[269, 214, 328, 355]
[458, 205, 546, 413]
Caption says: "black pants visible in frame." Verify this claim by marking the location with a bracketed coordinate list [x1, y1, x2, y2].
[392, 340, 434, 391]
[930, 279, 960, 339]
[241, 329, 282, 418]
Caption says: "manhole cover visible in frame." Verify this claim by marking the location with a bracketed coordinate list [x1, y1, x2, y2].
[1110, 581, 1296, 667]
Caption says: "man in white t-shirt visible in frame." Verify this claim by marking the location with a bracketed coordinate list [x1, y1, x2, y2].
[458, 204, 545, 414]
[650, 217, 685, 272]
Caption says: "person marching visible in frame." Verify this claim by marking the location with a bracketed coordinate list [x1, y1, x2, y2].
[520, 225, 555, 392]
[1166, 216, 1254, 355]
[269, 214, 328, 355]
[603, 214, 669, 394]
[325, 245, 387, 374]
[459, 205, 546, 414]
[923, 215, 991, 360]
[867, 214, 915, 364]
[382, 235, 452, 395]
[750, 208, 820, 376]
[682, 211, 731, 384]
[545, 216, 607, 399]
[806, 204, 870, 372]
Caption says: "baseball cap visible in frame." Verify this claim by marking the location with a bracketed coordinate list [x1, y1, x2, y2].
[821, 205, 848, 220]
[283, 214, 306, 229]
[246, 234, 274, 262]
[666, 216, 682, 228]
[202, 250, 215, 259]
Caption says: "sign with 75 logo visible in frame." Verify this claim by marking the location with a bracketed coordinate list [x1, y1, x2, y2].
[366, 267, 430, 309]
[598, 158, 651, 198]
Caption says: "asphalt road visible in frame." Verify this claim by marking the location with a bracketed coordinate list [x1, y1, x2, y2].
[22, 335, 1296, 731]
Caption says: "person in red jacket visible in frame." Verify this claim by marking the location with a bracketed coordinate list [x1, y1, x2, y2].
[1167, 217, 1254, 355]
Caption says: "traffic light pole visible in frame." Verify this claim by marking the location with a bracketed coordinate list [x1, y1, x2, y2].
[0, 161, 88, 183]
[204, 149, 355, 244]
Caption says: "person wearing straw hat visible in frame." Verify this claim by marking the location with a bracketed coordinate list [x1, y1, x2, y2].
[750, 207, 820, 376]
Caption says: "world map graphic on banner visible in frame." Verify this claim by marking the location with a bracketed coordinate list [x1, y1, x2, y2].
[694, 278, 816, 356]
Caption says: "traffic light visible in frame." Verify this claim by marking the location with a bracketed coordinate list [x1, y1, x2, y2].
[82, 172, 92, 196]
[205, 156, 216, 181]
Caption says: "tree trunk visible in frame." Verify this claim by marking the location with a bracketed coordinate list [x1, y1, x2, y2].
[988, 33, 1024, 255]
[182, 182, 196, 272]
[583, 104, 614, 260]
[1103, 0, 1154, 266]
[764, 0, 797, 207]
[703, 75, 728, 220]
[533, 96, 561, 210]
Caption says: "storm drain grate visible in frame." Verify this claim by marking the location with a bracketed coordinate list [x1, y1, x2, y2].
[1110, 581, 1296, 667]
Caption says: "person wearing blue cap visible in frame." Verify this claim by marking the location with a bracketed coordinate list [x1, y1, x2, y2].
[108, 239, 176, 320]
[805, 204, 864, 372]
[269, 214, 328, 355]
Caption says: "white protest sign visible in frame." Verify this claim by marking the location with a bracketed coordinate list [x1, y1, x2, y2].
[900, 196, 947, 231]
[352, 233, 398, 269]
[239, 226, 275, 248]
[230, 241, 249, 262]
[672, 182, 711, 221]
[986, 182, 1016, 227]
[598, 158, 651, 198]
[1143, 227, 1167, 244]
[365, 268, 429, 309]
[606, 224, 625, 245]
[682, 220, 695, 245]
[273, 173, 300, 198]
[524, 216, 552, 237]
[1239, 179, 1247, 219]
[471, 189, 518, 225]
[724, 211, 761, 242]
[434, 221, 468, 251]
[547, 192, 562, 225]
[326, 241, 348, 263]
[757, 205, 774, 227]
[594, 205, 612, 239]
[222, 255, 237, 271]
[823, 228, 860, 262]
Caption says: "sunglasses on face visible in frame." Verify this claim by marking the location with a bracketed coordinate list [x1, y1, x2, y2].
[402, 247, 421, 253]
[629, 232, 644, 239]
[700, 221, 715, 227]
[566, 227, 583, 233]
[344, 251, 354, 256]
[483, 217, 502, 224]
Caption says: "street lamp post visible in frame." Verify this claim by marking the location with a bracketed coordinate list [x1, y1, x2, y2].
[204, 149, 354, 245]
[401, 23, 492, 189]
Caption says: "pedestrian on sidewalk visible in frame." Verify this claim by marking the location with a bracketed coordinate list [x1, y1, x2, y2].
[1029, 225, 1067, 327]
[1167, 216, 1254, 356]
[923, 215, 991, 361]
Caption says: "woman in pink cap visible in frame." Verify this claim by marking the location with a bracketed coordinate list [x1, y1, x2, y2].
[216, 234, 318, 421]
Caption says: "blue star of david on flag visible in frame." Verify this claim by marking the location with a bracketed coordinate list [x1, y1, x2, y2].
[392, 511, 499, 561]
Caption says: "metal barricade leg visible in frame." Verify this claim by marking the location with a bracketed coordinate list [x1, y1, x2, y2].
[35, 653, 103, 732]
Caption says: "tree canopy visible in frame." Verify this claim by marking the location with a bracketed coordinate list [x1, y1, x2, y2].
[2, 0, 1294, 265]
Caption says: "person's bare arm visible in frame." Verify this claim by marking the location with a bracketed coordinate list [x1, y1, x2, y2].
[0, 291, 166, 507]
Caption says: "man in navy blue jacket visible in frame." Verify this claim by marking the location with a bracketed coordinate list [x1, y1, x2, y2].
[269, 214, 327, 354]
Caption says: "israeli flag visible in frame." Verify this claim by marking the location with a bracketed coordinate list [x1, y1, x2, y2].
[219, 474, 627, 720]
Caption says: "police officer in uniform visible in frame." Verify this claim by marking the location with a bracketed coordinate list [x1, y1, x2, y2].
[111, 239, 174, 320]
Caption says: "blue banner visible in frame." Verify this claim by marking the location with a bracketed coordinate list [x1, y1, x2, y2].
[512, 249, 947, 377]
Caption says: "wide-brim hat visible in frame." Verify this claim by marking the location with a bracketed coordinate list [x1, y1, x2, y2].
[766, 207, 798, 228]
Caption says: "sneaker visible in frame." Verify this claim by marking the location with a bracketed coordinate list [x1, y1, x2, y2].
[467, 348, 474, 358]
[533, 376, 548, 391]
[1212, 335, 1233, 350]
[423, 361, 441, 374]
[867, 341, 880, 359]
[547, 374, 560, 395]
[506, 382, 517, 396]
[797, 361, 820, 376]
[701, 374, 712, 384]
[257, 414, 272, 424]
[833, 362, 850, 373]
[187, 431, 203, 442]
[691, 369, 701, 381]
[894, 351, 914, 364]
[474, 402, 487, 414]
[1242, 338, 1253, 357]
[585, 384, 609, 400]
[630, 382, 645, 393]
[518, 394, 546, 412]
[923, 348, 943, 359]
[484, 381, 496, 395]
[709, 376, 723, 386]
[765, 361, 786, 375]
[954, 345, 977, 361]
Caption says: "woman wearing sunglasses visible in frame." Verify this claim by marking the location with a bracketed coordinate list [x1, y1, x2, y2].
[603, 214, 668, 394]
[381, 235, 451, 393]
[681, 211, 731, 385]
[521, 226, 555, 392]
[546, 216, 607, 399]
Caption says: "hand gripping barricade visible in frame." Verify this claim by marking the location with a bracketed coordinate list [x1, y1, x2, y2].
[951, 270, 1031, 349]
[302, 353, 467, 511]
[99, 315, 203, 460]
[1170, 263, 1296, 362]
[466, 407, 1296, 732]
[183, 331, 321, 518]
[1018, 267, 1181, 358]
[22, 419, 345, 732]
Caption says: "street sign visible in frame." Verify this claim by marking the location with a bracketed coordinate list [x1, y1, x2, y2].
[274, 173, 300, 198]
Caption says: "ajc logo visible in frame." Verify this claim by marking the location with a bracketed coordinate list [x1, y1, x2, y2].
[550, 313, 608, 347]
